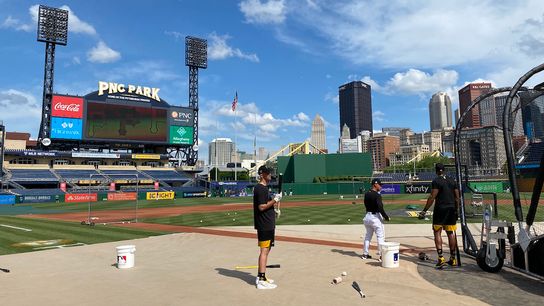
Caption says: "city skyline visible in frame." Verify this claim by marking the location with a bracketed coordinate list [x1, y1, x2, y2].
[1, 1, 544, 162]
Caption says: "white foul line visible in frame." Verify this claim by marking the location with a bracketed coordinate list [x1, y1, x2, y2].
[0, 224, 32, 232]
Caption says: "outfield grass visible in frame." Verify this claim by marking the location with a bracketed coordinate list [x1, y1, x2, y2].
[143, 203, 433, 227]
[0, 216, 167, 255]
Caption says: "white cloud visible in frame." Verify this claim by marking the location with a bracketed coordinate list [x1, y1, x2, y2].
[361, 69, 459, 96]
[208, 32, 259, 62]
[373, 111, 385, 122]
[99, 61, 181, 83]
[0, 89, 41, 136]
[296, 112, 310, 121]
[165, 30, 185, 41]
[28, 5, 97, 36]
[1, 16, 32, 31]
[254, 1, 544, 86]
[239, 0, 287, 24]
[87, 41, 121, 63]
[324, 92, 339, 104]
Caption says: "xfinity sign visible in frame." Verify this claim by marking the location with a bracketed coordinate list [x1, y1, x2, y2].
[405, 184, 431, 194]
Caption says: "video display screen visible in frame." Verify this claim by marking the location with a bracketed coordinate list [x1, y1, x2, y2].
[85, 102, 167, 142]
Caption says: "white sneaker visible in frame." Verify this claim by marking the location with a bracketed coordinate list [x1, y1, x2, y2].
[255, 277, 275, 285]
[256, 279, 277, 289]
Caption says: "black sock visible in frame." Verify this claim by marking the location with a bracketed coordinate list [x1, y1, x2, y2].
[450, 250, 456, 257]
[437, 249, 443, 257]
[258, 272, 266, 281]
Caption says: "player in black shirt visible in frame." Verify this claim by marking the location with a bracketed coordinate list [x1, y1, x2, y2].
[253, 165, 282, 289]
[419, 163, 460, 267]
[362, 178, 390, 260]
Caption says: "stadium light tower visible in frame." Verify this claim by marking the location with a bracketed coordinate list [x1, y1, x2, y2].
[184, 36, 207, 166]
[36, 5, 68, 147]
[0, 121, 5, 189]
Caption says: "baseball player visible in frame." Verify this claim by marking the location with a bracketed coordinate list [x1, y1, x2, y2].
[253, 165, 282, 289]
[362, 178, 390, 260]
[418, 163, 460, 268]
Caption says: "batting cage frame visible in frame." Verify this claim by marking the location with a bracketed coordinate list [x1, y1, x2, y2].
[82, 173, 139, 226]
[454, 76, 544, 278]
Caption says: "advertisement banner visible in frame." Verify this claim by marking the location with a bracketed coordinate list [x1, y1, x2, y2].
[380, 184, 401, 194]
[169, 126, 194, 145]
[72, 152, 120, 159]
[468, 182, 504, 193]
[0, 195, 16, 205]
[146, 191, 175, 200]
[21, 151, 57, 157]
[154, 181, 159, 190]
[131, 154, 161, 160]
[65, 193, 97, 203]
[168, 107, 194, 126]
[51, 117, 83, 140]
[107, 192, 137, 201]
[60, 182, 67, 192]
[404, 184, 431, 194]
[182, 192, 207, 198]
[20, 195, 55, 203]
[51, 95, 84, 119]
[109, 182, 116, 191]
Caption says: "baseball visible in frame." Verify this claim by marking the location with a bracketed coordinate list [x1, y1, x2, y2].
[341, 271, 347, 276]
[233, 218, 236, 221]
[347, 219, 351, 222]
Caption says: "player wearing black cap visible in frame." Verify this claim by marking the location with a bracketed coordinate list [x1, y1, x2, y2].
[362, 178, 390, 260]
[253, 165, 282, 289]
[419, 163, 460, 268]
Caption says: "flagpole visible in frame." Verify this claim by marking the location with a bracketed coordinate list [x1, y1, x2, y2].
[234, 101, 237, 182]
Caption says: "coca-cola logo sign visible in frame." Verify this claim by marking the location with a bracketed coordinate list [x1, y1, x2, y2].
[51, 95, 84, 119]
[54, 103, 80, 112]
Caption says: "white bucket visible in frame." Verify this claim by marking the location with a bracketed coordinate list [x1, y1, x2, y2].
[380, 242, 400, 268]
[116, 245, 136, 269]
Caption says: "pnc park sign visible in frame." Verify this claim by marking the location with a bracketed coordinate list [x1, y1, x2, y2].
[98, 81, 161, 101]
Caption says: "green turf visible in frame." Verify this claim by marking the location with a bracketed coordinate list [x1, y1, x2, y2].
[0, 216, 167, 255]
[143, 203, 431, 227]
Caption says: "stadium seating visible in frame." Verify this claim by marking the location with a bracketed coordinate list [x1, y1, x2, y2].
[141, 169, 191, 182]
[10, 188, 64, 196]
[521, 142, 544, 164]
[54, 169, 102, 181]
[9, 169, 59, 183]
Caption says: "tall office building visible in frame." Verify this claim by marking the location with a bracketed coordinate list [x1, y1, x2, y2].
[367, 135, 400, 171]
[429, 92, 453, 131]
[520, 92, 544, 141]
[459, 126, 506, 175]
[208, 138, 234, 166]
[257, 147, 268, 160]
[339, 81, 372, 138]
[454, 109, 460, 127]
[310, 114, 327, 153]
[480, 93, 524, 136]
[458, 82, 492, 128]
[340, 124, 351, 139]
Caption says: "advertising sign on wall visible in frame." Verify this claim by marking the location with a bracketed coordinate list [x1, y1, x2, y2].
[404, 184, 431, 194]
[468, 182, 504, 193]
[380, 184, 401, 194]
[0, 195, 16, 205]
[169, 126, 194, 145]
[20, 195, 55, 203]
[65, 193, 97, 203]
[51, 117, 83, 140]
[146, 191, 175, 200]
[169, 107, 194, 126]
[132, 154, 161, 160]
[51, 95, 84, 118]
[182, 192, 206, 198]
[107, 192, 137, 201]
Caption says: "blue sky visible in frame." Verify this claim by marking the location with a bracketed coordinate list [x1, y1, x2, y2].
[1, 0, 544, 163]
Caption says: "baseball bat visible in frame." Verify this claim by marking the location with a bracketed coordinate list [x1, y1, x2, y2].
[235, 264, 280, 269]
[352, 281, 365, 298]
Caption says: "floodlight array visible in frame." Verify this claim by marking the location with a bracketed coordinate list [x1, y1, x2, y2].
[37, 5, 69, 46]
[185, 36, 207, 68]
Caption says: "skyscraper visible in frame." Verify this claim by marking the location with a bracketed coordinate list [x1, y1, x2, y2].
[520, 92, 544, 141]
[458, 82, 492, 128]
[310, 114, 326, 153]
[480, 93, 524, 136]
[339, 81, 372, 138]
[429, 92, 453, 131]
[208, 138, 234, 166]
[340, 124, 351, 139]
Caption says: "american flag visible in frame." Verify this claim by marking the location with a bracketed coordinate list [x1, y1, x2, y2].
[232, 91, 238, 111]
